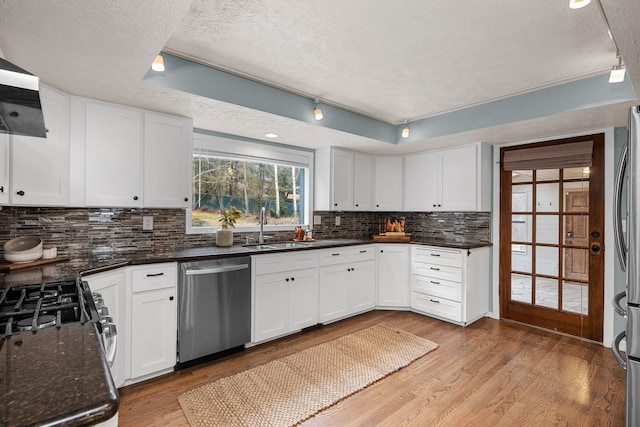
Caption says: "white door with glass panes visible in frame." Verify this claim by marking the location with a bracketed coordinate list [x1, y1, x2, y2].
[85, 101, 143, 207]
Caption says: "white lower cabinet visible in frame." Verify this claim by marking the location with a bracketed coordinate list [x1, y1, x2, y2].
[318, 245, 376, 323]
[377, 244, 410, 307]
[128, 263, 177, 381]
[253, 252, 319, 343]
[410, 246, 490, 325]
[83, 269, 126, 388]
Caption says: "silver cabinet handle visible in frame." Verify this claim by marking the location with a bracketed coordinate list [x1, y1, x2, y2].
[614, 141, 628, 271]
[611, 330, 626, 369]
[613, 291, 627, 317]
[185, 264, 249, 275]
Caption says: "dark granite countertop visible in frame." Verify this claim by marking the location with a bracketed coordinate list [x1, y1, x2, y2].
[0, 323, 119, 427]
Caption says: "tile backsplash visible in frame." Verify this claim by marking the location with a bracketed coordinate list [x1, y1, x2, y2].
[0, 207, 490, 266]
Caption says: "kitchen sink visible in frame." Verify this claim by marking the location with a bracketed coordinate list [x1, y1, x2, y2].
[244, 242, 311, 250]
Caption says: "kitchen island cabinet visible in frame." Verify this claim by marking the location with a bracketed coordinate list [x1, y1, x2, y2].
[252, 252, 319, 343]
[318, 245, 376, 323]
[377, 244, 410, 307]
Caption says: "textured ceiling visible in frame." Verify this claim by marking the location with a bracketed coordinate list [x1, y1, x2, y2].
[0, 0, 638, 154]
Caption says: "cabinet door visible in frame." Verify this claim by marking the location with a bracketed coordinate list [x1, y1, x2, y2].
[0, 134, 8, 204]
[319, 264, 349, 323]
[374, 156, 403, 210]
[377, 245, 409, 307]
[288, 268, 319, 330]
[440, 145, 477, 211]
[10, 86, 70, 205]
[85, 270, 126, 388]
[348, 260, 376, 313]
[143, 113, 192, 208]
[85, 102, 142, 207]
[331, 149, 354, 210]
[130, 287, 176, 379]
[353, 153, 373, 211]
[404, 151, 438, 211]
[254, 272, 289, 342]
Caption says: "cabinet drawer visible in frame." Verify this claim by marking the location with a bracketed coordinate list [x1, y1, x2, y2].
[413, 247, 462, 268]
[411, 292, 462, 322]
[412, 262, 462, 283]
[349, 245, 376, 262]
[412, 275, 462, 302]
[131, 263, 177, 293]
[254, 252, 319, 275]
[318, 246, 375, 266]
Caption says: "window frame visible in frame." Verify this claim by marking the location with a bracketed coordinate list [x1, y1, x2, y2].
[187, 131, 315, 234]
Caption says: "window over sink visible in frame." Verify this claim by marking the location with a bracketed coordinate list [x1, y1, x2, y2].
[187, 132, 314, 234]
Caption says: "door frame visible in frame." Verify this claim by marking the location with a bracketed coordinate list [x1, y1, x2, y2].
[488, 128, 626, 347]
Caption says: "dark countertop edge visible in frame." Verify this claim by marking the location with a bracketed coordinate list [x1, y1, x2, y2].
[76, 239, 492, 274]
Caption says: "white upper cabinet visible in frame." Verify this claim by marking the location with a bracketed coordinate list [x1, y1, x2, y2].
[84, 101, 143, 207]
[10, 85, 70, 206]
[404, 143, 491, 211]
[143, 113, 193, 208]
[374, 156, 403, 211]
[315, 147, 373, 211]
[0, 134, 9, 204]
[353, 153, 374, 211]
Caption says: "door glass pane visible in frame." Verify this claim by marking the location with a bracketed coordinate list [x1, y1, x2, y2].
[512, 170, 533, 183]
[562, 281, 588, 314]
[536, 246, 558, 276]
[512, 186, 532, 212]
[512, 214, 531, 243]
[536, 215, 559, 244]
[536, 183, 559, 212]
[563, 248, 589, 281]
[511, 273, 532, 303]
[536, 169, 559, 181]
[564, 167, 590, 180]
[563, 215, 589, 246]
[536, 278, 559, 309]
[512, 244, 532, 273]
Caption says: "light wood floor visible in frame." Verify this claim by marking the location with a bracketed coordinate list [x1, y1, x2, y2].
[118, 311, 626, 426]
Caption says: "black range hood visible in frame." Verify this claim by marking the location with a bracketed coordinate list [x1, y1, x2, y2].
[0, 58, 47, 138]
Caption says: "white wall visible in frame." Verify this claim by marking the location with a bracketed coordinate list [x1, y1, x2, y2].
[490, 128, 615, 347]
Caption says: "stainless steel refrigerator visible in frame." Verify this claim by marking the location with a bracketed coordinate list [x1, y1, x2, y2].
[613, 105, 640, 427]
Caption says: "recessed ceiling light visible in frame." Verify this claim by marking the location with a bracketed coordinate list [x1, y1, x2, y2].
[569, 0, 591, 9]
[265, 133, 278, 138]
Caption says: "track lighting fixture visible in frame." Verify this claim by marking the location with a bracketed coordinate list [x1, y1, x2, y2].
[152, 54, 165, 72]
[313, 99, 323, 120]
[569, 0, 591, 9]
[401, 121, 410, 138]
[609, 53, 626, 83]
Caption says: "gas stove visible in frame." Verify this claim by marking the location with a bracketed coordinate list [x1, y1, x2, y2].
[0, 278, 98, 337]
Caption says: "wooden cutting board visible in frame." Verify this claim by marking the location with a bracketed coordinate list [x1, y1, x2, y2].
[373, 234, 411, 242]
[0, 256, 70, 271]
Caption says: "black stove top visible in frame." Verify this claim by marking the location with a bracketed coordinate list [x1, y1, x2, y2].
[0, 279, 97, 336]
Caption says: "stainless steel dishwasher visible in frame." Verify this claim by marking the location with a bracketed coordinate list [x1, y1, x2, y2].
[177, 257, 251, 369]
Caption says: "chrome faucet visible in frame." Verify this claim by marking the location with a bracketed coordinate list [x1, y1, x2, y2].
[259, 206, 266, 244]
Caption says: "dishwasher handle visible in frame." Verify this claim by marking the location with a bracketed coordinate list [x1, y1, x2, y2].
[185, 264, 249, 276]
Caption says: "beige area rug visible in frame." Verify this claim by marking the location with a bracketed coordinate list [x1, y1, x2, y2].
[178, 322, 438, 427]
